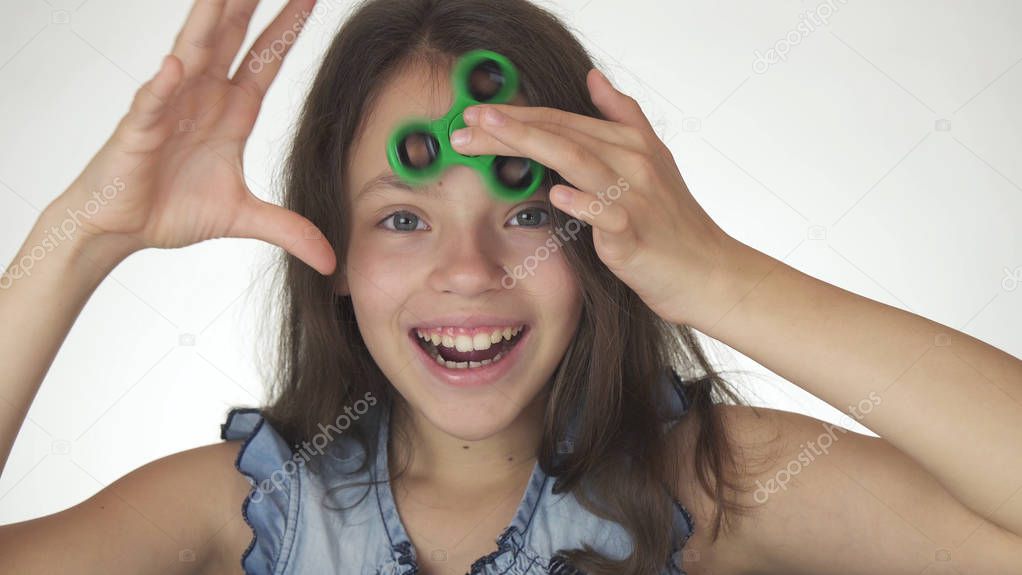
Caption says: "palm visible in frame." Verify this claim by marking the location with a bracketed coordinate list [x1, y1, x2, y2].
[117, 121, 252, 249]
[65, 0, 334, 274]
[142, 139, 247, 250]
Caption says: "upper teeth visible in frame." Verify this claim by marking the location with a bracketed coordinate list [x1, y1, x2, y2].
[415, 326, 523, 352]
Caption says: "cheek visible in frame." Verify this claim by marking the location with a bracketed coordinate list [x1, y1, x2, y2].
[511, 237, 579, 291]
[551, 266, 583, 320]
[346, 244, 416, 329]
[347, 235, 423, 294]
[514, 247, 582, 322]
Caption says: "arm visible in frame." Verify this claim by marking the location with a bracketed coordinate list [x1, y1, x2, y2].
[2, 0, 326, 570]
[674, 405, 1022, 574]
[2, 0, 330, 496]
[0, 438, 251, 575]
[446, 51, 1022, 567]
[0, 198, 134, 473]
[689, 237, 1022, 537]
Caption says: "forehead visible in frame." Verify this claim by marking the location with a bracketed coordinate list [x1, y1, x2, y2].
[373, 59, 456, 129]
[346, 58, 527, 194]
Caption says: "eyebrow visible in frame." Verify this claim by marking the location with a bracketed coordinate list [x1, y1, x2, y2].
[354, 171, 446, 203]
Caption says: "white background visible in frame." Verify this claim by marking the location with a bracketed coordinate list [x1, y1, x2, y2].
[1, 0, 1019, 523]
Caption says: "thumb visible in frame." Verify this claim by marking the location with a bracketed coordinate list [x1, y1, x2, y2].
[231, 195, 337, 276]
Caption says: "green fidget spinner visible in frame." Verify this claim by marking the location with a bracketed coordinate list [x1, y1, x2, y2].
[386, 49, 547, 203]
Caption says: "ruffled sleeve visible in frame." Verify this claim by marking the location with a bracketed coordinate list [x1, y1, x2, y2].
[660, 369, 696, 573]
[670, 497, 696, 571]
[220, 408, 302, 575]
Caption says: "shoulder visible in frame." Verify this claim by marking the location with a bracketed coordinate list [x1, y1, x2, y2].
[666, 403, 795, 574]
[667, 403, 865, 574]
[0, 436, 253, 575]
[669, 404, 1022, 575]
[118, 438, 254, 575]
[127, 438, 255, 575]
[191, 439, 257, 575]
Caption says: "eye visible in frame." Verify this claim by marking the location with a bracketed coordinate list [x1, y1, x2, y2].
[507, 206, 550, 228]
[377, 207, 549, 232]
[378, 210, 429, 232]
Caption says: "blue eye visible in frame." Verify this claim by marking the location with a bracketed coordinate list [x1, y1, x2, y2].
[508, 206, 550, 228]
[379, 210, 428, 232]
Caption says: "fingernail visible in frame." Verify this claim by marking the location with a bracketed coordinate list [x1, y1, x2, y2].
[463, 106, 479, 123]
[451, 128, 471, 146]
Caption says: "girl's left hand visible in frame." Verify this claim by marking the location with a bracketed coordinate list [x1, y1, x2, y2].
[453, 68, 737, 327]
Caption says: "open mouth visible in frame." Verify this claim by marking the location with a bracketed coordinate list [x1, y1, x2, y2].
[410, 325, 529, 370]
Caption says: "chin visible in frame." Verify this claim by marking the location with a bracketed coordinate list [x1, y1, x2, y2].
[408, 377, 542, 439]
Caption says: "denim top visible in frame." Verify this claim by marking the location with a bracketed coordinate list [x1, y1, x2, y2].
[219, 368, 696, 574]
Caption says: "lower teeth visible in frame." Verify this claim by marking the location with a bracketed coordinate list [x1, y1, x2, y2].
[434, 351, 504, 370]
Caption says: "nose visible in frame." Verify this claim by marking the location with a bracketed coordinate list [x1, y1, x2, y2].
[427, 227, 508, 297]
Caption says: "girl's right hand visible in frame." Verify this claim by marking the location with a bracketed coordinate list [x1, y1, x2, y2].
[59, 0, 336, 275]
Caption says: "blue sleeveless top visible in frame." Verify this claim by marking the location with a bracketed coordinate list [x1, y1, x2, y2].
[220, 369, 696, 574]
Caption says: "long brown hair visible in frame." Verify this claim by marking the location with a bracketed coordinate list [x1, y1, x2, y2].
[253, 0, 755, 573]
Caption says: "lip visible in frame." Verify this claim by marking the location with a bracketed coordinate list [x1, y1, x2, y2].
[408, 324, 530, 388]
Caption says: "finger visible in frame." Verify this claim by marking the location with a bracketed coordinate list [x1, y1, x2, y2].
[463, 102, 648, 152]
[452, 121, 608, 158]
[549, 183, 634, 238]
[469, 108, 632, 194]
[121, 55, 185, 133]
[586, 68, 657, 134]
[231, 0, 316, 105]
[208, 0, 260, 78]
[171, 0, 228, 81]
[231, 194, 337, 275]
[456, 120, 650, 193]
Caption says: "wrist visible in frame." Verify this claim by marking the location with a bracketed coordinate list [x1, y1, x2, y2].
[40, 191, 140, 276]
[685, 235, 782, 334]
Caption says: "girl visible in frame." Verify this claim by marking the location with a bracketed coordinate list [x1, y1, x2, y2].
[2, 0, 1020, 574]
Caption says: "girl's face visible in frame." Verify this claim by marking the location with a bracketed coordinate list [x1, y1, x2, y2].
[338, 60, 584, 441]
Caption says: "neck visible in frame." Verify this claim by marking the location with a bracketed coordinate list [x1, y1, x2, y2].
[389, 393, 547, 491]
